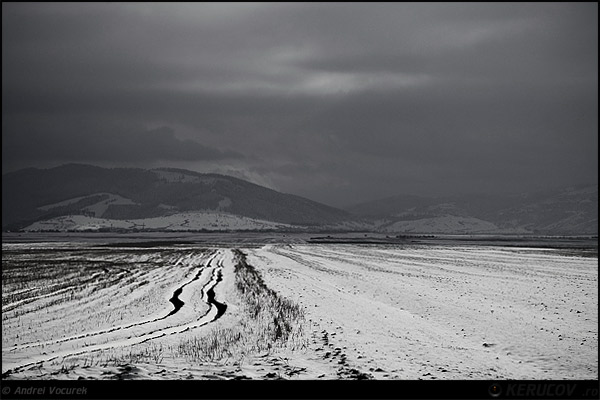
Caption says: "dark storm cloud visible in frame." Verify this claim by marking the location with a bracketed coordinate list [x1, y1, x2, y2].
[2, 3, 597, 206]
[1, 115, 244, 171]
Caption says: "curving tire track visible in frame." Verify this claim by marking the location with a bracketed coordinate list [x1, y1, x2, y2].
[206, 260, 227, 320]
[165, 252, 219, 318]
[5, 252, 217, 352]
[3, 249, 229, 375]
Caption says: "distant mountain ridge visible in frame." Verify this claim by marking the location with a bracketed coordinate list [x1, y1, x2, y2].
[2, 164, 352, 231]
[3, 164, 597, 234]
[346, 185, 598, 235]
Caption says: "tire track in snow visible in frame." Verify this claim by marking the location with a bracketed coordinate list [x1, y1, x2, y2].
[5, 251, 216, 352]
[3, 250, 229, 375]
[137, 258, 228, 341]
[206, 259, 227, 320]
[165, 253, 217, 317]
[270, 245, 343, 276]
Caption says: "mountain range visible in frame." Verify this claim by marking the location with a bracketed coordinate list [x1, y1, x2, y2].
[346, 185, 598, 235]
[2, 164, 597, 235]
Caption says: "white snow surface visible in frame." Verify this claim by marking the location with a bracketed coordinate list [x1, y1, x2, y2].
[23, 211, 294, 232]
[152, 170, 201, 183]
[37, 193, 138, 217]
[217, 197, 232, 210]
[379, 215, 513, 234]
[37, 195, 91, 211]
[2, 243, 597, 380]
[2, 248, 233, 374]
[152, 169, 225, 185]
[245, 244, 597, 379]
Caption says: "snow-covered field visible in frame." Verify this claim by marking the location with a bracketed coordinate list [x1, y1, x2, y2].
[2, 241, 597, 380]
[2, 245, 234, 374]
[247, 244, 597, 379]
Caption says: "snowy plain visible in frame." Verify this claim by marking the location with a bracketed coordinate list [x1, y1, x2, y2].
[1, 238, 597, 380]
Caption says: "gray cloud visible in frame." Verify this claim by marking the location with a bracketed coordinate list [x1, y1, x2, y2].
[2, 116, 243, 171]
[2, 2, 597, 206]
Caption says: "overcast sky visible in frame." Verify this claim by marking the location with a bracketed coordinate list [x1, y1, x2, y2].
[2, 3, 598, 207]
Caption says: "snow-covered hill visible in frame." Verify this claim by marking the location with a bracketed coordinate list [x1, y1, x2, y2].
[3, 164, 596, 234]
[348, 185, 598, 235]
[2, 164, 352, 231]
[23, 211, 295, 232]
[37, 193, 139, 217]
[377, 215, 507, 234]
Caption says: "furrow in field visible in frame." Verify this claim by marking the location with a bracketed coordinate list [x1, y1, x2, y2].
[206, 259, 227, 321]
[1, 266, 132, 314]
[2, 268, 149, 343]
[269, 245, 346, 276]
[253, 244, 597, 379]
[2, 251, 202, 346]
[2, 250, 229, 375]
[4, 252, 214, 352]
[287, 244, 591, 283]
[165, 252, 218, 317]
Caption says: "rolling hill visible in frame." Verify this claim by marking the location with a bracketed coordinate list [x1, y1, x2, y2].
[346, 185, 598, 235]
[3, 164, 596, 234]
[2, 164, 353, 232]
